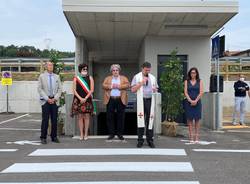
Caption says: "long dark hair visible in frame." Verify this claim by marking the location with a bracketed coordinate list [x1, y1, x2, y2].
[187, 67, 200, 81]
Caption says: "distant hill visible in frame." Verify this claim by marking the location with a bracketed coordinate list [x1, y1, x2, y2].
[0, 45, 75, 58]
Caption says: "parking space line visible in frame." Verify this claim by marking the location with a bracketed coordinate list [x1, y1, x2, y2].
[0, 128, 39, 131]
[227, 130, 250, 133]
[193, 149, 250, 153]
[0, 114, 29, 125]
[0, 149, 18, 152]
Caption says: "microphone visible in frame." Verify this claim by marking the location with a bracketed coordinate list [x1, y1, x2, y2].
[145, 74, 148, 86]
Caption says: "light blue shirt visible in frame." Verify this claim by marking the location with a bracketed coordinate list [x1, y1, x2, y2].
[47, 73, 55, 96]
[110, 76, 121, 97]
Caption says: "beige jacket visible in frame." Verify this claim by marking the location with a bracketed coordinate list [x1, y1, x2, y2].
[102, 75, 130, 105]
[37, 71, 62, 106]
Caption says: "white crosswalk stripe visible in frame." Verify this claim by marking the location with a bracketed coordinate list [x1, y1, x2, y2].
[0, 182, 200, 184]
[29, 148, 187, 156]
[1, 162, 194, 173]
[0, 148, 199, 184]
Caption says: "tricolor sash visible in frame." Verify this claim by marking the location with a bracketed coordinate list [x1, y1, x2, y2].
[75, 75, 97, 114]
[135, 72, 156, 130]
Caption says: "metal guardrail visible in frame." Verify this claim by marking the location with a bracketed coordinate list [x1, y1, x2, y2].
[0, 58, 75, 73]
[2, 57, 250, 81]
[211, 61, 250, 81]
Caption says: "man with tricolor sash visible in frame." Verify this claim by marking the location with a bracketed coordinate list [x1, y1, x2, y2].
[131, 62, 158, 148]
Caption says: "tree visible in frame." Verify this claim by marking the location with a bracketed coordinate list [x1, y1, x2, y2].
[49, 50, 64, 77]
[160, 49, 184, 122]
[0, 45, 74, 58]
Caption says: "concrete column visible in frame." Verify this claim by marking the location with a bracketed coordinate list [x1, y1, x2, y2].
[75, 36, 88, 75]
[154, 92, 162, 135]
[202, 92, 223, 130]
[88, 59, 93, 76]
[64, 94, 75, 136]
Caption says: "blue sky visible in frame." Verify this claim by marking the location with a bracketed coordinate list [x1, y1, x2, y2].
[0, 0, 249, 52]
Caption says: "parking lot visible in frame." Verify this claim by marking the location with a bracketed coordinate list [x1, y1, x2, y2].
[0, 113, 250, 184]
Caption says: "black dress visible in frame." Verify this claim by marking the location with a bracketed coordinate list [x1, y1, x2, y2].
[185, 80, 202, 120]
[71, 75, 93, 116]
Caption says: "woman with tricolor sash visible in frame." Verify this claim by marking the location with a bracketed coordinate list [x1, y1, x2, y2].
[71, 64, 94, 140]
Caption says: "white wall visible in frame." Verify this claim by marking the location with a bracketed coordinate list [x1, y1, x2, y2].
[144, 36, 211, 92]
[0, 81, 73, 113]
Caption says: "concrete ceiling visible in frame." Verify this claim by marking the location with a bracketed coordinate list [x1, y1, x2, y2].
[63, 0, 238, 62]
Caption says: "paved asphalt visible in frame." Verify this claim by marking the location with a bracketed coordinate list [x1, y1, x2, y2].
[0, 113, 250, 184]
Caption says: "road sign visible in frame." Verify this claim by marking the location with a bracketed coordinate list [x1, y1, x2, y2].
[219, 35, 225, 58]
[1, 71, 12, 85]
[212, 36, 220, 59]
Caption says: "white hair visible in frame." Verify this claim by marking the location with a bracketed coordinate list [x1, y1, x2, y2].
[110, 64, 121, 72]
[43, 61, 53, 70]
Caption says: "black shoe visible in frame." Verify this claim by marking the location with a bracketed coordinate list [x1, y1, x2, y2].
[240, 122, 246, 126]
[137, 142, 143, 148]
[107, 135, 114, 140]
[118, 135, 125, 141]
[40, 138, 47, 144]
[148, 141, 155, 148]
[51, 137, 60, 143]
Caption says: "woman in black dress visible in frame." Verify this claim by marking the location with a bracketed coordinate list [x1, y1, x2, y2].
[71, 64, 94, 140]
[184, 67, 203, 143]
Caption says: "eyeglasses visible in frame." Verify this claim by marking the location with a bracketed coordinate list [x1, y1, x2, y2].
[191, 72, 196, 74]
[83, 68, 88, 71]
[112, 69, 119, 72]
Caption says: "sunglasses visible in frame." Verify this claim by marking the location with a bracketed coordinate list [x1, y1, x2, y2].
[82, 68, 88, 71]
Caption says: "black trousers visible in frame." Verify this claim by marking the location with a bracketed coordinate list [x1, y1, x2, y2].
[40, 102, 58, 140]
[138, 98, 154, 143]
[106, 98, 126, 136]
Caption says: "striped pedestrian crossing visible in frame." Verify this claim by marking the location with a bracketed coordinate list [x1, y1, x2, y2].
[0, 148, 199, 184]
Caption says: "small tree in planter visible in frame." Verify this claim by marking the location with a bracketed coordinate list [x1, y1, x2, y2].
[160, 49, 184, 136]
[49, 50, 66, 135]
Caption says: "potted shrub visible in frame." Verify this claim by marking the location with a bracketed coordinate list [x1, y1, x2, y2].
[57, 91, 66, 135]
[160, 49, 184, 136]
